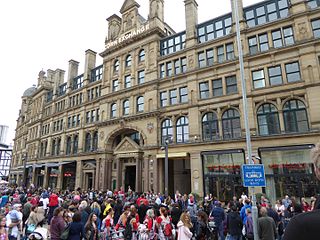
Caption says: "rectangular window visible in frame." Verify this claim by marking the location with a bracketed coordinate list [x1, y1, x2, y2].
[91, 110, 95, 122]
[112, 79, 119, 92]
[181, 57, 187, 73]
[160, 64, 165, 78]
[249, 36, 258, 55]
[96, 109, 100, 121]
[179, 87, 188, 103]
[308, 0, 320, 9]
[199, 82, 209, 99]
[268, 65, 283, 85]
[198, 51, 206, 68]
[259, 33, 269, 52]
[86, 111, 90, 123]
[283, 26, 294, 45]
[212, 79, 223, 97]
[160, 91, 168, 107]
[226, 75, 237, 94]
[174, 59, 181, 75]
[272, 29, 283, 48]
[169, 89, 177, 105]
[72, 116, 76, 127]
[226, 43, 234, 60]
[138, 70, 145, 84]
[217, 46, 225, 63]
[285, 62, 301, 82]
[77, 115, 80, 126]
[166, 62, 173, 77]
[312, 19, 320, 38]
[124, 75, 131, 88]
[67, 117, 71, 128]
[206, 49, 214, 66]
[252, 69, 266, 89]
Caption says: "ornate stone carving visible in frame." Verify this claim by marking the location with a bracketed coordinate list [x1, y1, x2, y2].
[99, 131, 105, 140]
[298, 22, 308, 39]
[109, 21, 121, 40]
[147, 122, 154, 133]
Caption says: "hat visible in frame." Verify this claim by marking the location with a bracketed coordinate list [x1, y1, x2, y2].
[13, 203, 22, 209]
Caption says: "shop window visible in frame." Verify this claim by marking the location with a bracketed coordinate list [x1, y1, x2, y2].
[202, 112, 219, 141]
[222, 109, 241, 139]
[283, 99, 309, 133]
[257, 103, 281, 136]
[123, 100, 130, 115]
[176, 116, 189, 143]
[161, 119, 173, 144]
[137, 96, 144, 112]
[138, 49, 145, 62]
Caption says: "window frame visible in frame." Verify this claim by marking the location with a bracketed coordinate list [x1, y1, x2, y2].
[123, 99, 130, 115]
[176, 116, 189, 143]
[137, 96, 144, 113]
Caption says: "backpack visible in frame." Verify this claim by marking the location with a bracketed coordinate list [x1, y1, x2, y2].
[162, 218, 173, 237]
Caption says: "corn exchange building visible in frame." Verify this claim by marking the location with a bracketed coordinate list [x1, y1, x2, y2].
[10, 0, 320, 203]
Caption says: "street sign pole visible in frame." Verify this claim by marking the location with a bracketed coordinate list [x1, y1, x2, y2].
[233, 0, 259, 239]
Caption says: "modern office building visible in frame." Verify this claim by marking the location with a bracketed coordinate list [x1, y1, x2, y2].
[10, 0, 320, 202]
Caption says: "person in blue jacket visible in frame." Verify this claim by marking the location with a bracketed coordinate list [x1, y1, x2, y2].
[210, 201, 226, 240]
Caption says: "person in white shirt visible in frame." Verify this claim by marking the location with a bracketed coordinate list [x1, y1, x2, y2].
[6, 205, 23, 240]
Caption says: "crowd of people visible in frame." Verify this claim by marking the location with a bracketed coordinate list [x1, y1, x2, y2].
[0, 184, 318, 240]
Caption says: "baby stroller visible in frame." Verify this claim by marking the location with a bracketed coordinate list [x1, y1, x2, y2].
[27, 226, 48, 240]
[110, 228, 125, 240]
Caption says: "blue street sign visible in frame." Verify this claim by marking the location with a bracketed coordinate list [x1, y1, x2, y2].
[242, 164, 266, 187]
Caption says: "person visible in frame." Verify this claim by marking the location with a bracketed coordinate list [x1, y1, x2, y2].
[84, 213, 99, 240]
[6, 204, 22, 240]
[283, 143, 320, 239]
[245, 208, 254, 240]
[170, 203, 182, 228]
[0, 216, 8, 240]
[196, 210, 208, 240]
[50, 207, 67, 240]
[226, 205, 242, 240]
[101, 208, 114, 240]
[68, 211, 84, 240]
[258, 207, 277, 240]
[156, 207, 174, 240]
[177, 211, 193, 240]
[210, 201, 225, 240]
[26, 206, 40, 233]
[143, 208, 156, 239]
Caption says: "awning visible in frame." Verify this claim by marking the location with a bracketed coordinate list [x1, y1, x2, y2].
[156, 152, 189, 159]
[46, 161, 75, 167]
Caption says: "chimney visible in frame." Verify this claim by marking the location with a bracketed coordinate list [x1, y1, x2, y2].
[47, 69, 55, 82]
[84, 49, 97, 81]
[67, 60, 79, 87]
[231, 0, 245, 30]
[184, 0, 198, 47]
[54, 69, 65, 86]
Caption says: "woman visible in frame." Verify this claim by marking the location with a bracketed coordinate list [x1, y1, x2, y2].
[156, 207, 174, 240]
[196, 211, 208, 240]
[36, 201, 46, 224]
[0, 216, 8, 240]
[50, 207, 67, 240]
[68, 211, 84, 240]
[101, 208, 114, 240]
[91, 201, 101, 230]
[26, 206, 40, 233]
[143, 208, 156, 239]
[177, 212, 193, 240]
[84, 213, 99, 240]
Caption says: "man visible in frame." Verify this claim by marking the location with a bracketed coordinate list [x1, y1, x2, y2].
[226, 205, 242, 240]
[283, 143, 320, 239]
[210, 201, 225, 240]
[258, 207, 277, 240]
[6, 204, 23, 240]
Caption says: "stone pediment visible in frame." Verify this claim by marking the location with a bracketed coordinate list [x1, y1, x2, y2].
[120, 0, 140, 14]
[114, 136, 140, 153]
[83, 162, 96, 170]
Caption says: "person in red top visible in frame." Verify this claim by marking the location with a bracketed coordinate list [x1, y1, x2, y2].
[156, 207, 174, 240]
[47, 192, 59, 233]
[136, 194, 149, 207]
[102, 208, 114, 239]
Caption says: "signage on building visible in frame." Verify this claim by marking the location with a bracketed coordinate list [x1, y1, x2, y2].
[242, 164, 266, 187]
[106, 24, 150, 49]
[64, 172, 73, 177]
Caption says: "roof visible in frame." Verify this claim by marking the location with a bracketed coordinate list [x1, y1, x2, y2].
[22, 86, 36, 97]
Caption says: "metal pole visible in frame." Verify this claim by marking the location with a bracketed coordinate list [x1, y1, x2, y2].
[22, 153, 28, 188]
[164, 140, 169, 196]
[233, 0, 259, 239]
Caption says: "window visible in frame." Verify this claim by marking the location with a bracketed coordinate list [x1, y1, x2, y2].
[91, 110, 95, 123]
[176, 116, 189, 143]
[91, 65, 103, 82]
[174, 59, 181, 75]
[51, 139, 56, 156]
[200, 82, 209, 99]
[272, 26, 294, 48]
[166, 62, 173, 77]
[85, 133, 91, 152]
[249, 36, 258, 55]
[86, 111, 90, 123]
[222, 109, 241, 139]
[160, 91, 168, 107]
[125, 55, 132, 67]
[160, 64, 165, 78]
[202, 112, 219, 141]
[259, 33, 269, 52]
[114, 60, 119, 72]
[160, 32, 186, 56]
[181, 57, 187, 73]
[137, 96, 144, 112]
[169, 89, 177, 105]
[92, 131, 98, 151]
[96, 109, 100, 121]
[111, 103, 117, 118]
[179, 87, 188, 103]
[73, 135, 78, 154]
[272, 29, 283, 48]
[257, 103, 280, 135]
[283, 100, 309, 133]
[198, 52, 206, 68]
[248, 33, 269, 54]
[226, 43, 234, 60]
[56, 138, 61, 156]
[283, 26, 294, 45]
[207, 49, 214, 66]
[138, 49, 145, 62]
[212, 79, 223, 97]
[124, 75, 131, 88]
[311, 19, 320, 38]
[161, 119, 173, 144]
[217, 46, 225, 63]
[285, 62, 301, 82]
[226, 75, 237, 94]
[66, 137, 72, 155]
[72, 74, 84, 90]
[252, 69, 266, 89]
[123, 100, 129, 115]
[308, 0, 320, 9]
[112, 79, 119, 92]
[268, 65, 283, 85]
[138, 70, 145, 84]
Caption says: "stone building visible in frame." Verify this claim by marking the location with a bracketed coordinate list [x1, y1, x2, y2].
[10, 0, 320, 202]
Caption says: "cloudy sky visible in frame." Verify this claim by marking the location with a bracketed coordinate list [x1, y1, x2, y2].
[0, 0, 260, 145]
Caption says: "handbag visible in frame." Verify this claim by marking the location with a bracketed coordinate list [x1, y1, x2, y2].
[60, 224, 71, 240]
[27, 224, 36, 233]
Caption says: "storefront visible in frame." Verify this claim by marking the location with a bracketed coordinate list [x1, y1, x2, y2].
[36, 167, 45, 187]
[62, 162, 76, 190]
[259, 144, 319, 203]
[48, 167, 59, 189]
[202, 149, 247, 201]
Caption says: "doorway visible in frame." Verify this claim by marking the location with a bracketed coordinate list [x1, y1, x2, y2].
[85, 172, 93, 190]
[125, 166, 136, 192]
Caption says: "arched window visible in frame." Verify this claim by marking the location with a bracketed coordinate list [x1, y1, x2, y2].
[257, 103, 280, 135]
[111, 103, 117, 118]
[161, 119, 173, 144]
[222, 109, 241, 139]
[176, 116, 189, 143]
[73, 135, 78, 154]
[114, 59, 119, 72]
[137, 96, 144, 112]
[66, 136, 72, 155]
[202, 112, 219, 141]
[123, 100, 130, 115]
[139, 49, 145, 62]
[125, 55, 132, 67]
[85, 133, 92, 152]
[92, 131, 98, 151]
[283, 99, 309, 133]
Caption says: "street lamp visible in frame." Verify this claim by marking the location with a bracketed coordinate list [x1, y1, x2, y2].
[161, 138, 170, 197]
[22, 152, 28, 188]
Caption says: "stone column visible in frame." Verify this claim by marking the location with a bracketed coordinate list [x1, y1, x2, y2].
[31, 167, 37, 186]
[95, 158, 101, 190]
[56, 165, 63, 190]
[43, 166, 49, 189]
[116, 158, 122, 190]
[135, 156, 142, 192]
[75, 160, 82, 189]
[144, 156, 150, 192]
[105, 159, 113, 190]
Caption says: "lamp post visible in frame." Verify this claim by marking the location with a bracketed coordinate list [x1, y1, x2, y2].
[164, 138, 169, 197]
[22, 152, 28, 188]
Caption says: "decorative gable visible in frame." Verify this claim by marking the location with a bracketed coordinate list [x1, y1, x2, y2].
[114, 136, 141, 153]
[120, 0, 140, 14]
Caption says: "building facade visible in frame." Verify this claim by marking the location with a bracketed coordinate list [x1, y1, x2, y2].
[10, 0, 320, 202]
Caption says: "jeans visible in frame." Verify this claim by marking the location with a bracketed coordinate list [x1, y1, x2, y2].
[228, 235, 242, 240]
[217, 223, 225, 240]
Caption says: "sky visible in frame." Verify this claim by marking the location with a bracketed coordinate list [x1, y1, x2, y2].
[0, 0, 260, 145]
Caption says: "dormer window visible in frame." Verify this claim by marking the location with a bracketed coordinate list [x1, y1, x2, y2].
[125, 55, 132, 67]
[114, 60, 119, 72]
